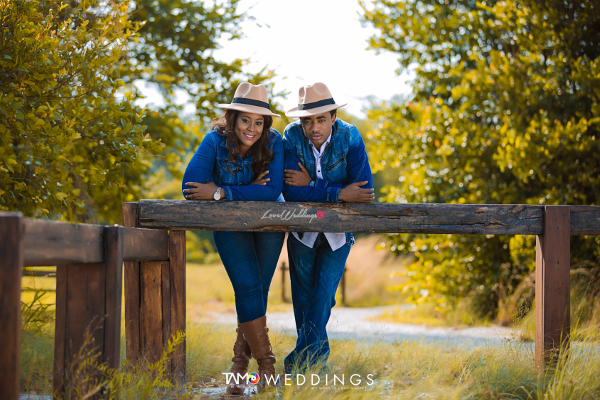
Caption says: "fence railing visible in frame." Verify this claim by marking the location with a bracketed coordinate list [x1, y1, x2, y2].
[0, 213, 172, 400]
[1, 202, 599, 399]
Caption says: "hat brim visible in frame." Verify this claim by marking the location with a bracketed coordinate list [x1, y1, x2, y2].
[285, 103, 347, 118]
[218, 103, 281, 117]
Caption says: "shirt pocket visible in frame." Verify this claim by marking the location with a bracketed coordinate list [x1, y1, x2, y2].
[324, 156, 347, 182]
[216, 158, 238, 185]
[325, 156, 346, 173]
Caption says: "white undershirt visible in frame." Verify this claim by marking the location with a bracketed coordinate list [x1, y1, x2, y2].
[292, 132, 347, 251]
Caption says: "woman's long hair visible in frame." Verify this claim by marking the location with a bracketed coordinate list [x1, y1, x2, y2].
[211, 109, 274, 179]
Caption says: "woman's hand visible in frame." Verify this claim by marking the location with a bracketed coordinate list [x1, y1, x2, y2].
[284, 162, 312, 187]
[183, 181, 221, 200]
[249, 170, 270, 186]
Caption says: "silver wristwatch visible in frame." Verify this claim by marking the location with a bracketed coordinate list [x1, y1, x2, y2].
[213, 187, 222, 201]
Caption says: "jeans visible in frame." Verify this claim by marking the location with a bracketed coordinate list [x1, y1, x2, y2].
[213, 231, 285, 323]
[284, 233, 351, 371]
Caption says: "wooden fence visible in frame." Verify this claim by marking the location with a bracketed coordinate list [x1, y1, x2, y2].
[1, 202, 599, 399]
[0, 212, 174, 400]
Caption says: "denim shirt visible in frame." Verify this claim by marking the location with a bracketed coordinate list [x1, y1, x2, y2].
[282, 118, 374, 244]
[182, 128, 284, 201]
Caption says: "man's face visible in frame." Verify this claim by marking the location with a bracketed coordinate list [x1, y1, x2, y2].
[300, 111, 336, 150]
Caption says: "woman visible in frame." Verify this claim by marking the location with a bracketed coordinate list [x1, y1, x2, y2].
[182, 82, 284, 394]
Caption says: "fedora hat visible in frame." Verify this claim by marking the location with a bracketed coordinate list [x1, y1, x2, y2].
[285, 82, 347, 118]
[218, 82, 280, 117]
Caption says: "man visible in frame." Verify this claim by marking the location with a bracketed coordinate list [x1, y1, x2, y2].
[282, 82, 374, 372]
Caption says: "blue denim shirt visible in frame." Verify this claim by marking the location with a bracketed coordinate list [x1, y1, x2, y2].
[182, 128, 284, 201]
[282, 118, 374, 245]
[282, 118, 373, 202]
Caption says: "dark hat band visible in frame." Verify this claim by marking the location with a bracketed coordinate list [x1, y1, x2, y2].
[232, 97, 271, 110]
[297, 98, 335, 111]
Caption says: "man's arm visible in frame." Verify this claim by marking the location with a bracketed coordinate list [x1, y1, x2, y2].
[282, 137, 341, 202]
[282, 126, 374, 202]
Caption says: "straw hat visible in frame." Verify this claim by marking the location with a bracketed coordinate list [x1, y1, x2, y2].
[285, 82, 347, 118]
[218, 82, 280, 117]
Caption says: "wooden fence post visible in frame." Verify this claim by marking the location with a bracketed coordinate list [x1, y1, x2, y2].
[535, 206, 570, 370]
[0, 214, 24, 400]
[281, 261, 288, 303]
[122, 202, 141, 364]
[169, 230, 186, 383]
[53, 226, 124, 397]
[123, 202, 186, 383]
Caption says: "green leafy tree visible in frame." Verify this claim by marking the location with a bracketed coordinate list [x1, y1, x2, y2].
[0, 0, 149, 221]
[1, 0, 283, 224]
[361, 0, 600, 319]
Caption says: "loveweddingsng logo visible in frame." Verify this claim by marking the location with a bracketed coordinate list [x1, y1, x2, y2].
[222, 372, 375, 388]
[261, 208, 325, 223]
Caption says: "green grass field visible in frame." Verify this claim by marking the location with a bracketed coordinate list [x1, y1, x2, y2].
[19, 235, 600, 398]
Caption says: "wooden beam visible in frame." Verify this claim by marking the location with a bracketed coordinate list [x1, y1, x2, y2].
[23, 219, 103, 266]
[0, 214, 23, 400]
[535, 206, 570, 370]
[169, 231, 186, 383]
[140, 261, 164, 363]
[122, 202, 141, 364]
[53, 265, 67, 396]
[138, 200, 546, 235]
[569, 205, 600, 235]
[103, 226, 124, 369]
[123, 227, 169, 261]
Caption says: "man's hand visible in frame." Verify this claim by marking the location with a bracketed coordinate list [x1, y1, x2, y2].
[249, 170, 270, 185]
[338, 181, 375, 203]
[284, 162, 312, 187]
[183, 181, 225, 200]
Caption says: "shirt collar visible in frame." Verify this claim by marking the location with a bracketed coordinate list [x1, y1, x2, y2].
[309, 128, 333, 154]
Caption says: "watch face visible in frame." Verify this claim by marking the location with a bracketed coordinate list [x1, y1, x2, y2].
[213, 188, 221, 200]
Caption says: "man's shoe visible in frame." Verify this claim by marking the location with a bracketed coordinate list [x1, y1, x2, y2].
[225, 324, 252, 395]
[240, 315, 277, 393]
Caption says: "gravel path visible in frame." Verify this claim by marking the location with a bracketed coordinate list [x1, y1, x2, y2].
[199, 305, 518, 348]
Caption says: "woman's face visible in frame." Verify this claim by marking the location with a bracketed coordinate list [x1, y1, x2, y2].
[235, 112, 264, 152]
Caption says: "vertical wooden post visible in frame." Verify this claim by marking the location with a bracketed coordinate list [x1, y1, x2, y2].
[122, 202, 141, 363]
[535, 206, 570, 370]
[341, 265, 347, 307]
[123, 202, 186, 383]
[0, 214, 24, 400]
[281, 261, 287, 303]
[103, 226, 124, 369]
[169, 230, 186, 383]
[53, 227, 124, 397]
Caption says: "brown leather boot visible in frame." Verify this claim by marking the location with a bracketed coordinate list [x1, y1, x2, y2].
[240, 316, 277, 393]
[225, 324, 252, 395]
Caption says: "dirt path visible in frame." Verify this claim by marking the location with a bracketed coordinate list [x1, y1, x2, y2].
[199, 305, 517, 347]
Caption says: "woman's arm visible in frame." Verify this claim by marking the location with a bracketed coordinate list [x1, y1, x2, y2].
[181, 133, 217, 198]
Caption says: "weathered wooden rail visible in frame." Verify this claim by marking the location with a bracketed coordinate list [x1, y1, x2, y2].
[1, 202, 599, 399]
[131, 200, 600, 375]
[0, 213, 172, 400]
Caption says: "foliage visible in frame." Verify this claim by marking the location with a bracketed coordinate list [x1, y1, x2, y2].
[361, 0, 600, 318]
[0, 0, 150, 221]
[1, 0, 284, 223]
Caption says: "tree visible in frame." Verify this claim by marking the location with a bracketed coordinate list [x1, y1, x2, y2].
[0, 0, 149, 221]
[361, 0, 600, 319]
[1, 0, 283, 224]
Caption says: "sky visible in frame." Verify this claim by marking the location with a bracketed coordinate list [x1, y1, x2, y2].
[137, 0, 414, 118]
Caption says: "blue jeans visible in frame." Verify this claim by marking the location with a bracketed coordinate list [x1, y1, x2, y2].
[284, 233, 351, 371]
[213, 231, 285, 323]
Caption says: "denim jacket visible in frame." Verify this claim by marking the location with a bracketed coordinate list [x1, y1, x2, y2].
[182, 128, 284, 201]
[282, 118, 374, 244]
